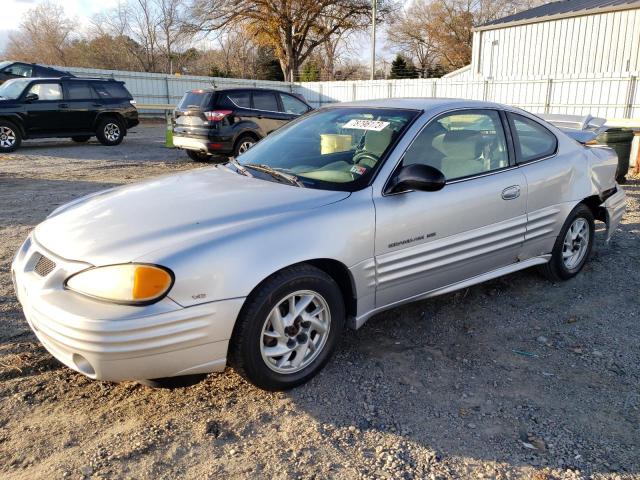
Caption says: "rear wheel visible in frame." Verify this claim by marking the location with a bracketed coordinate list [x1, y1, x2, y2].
[71, 135, 91, 143]
[0, 121, 21, 153]
[229, 264, 345, 391]
[96, 117, 124, 146]
[187, 150, 211, 162]
[539, 204, 594, 281]
[233, 134, 256, 158]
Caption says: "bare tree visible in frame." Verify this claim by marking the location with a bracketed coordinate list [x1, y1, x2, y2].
[189, 0, 396, 82]
[5, 1, 77, 65]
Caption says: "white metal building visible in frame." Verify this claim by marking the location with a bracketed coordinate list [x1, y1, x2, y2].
[450, 0, 640, 80]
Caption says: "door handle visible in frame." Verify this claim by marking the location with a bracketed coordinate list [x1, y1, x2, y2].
[58, 103, 69, 108]
[501, 185, 521, 200]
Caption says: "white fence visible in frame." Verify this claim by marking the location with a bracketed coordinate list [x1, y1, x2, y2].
[56, 66, 639, 121]
[55, 66, 296, 112]
[296, 75, 640, 120]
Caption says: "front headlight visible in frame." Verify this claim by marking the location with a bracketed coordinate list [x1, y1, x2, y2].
[65, 264, 174, 305]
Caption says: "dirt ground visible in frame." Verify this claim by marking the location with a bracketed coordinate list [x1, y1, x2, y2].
[0, 124, 638, 480]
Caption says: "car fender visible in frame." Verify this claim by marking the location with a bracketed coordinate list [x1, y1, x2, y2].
[134, 188, 376, 313]
[93, 112, 127, 133]
[232, 120, 264, 141]
[0, 113, 26, 136]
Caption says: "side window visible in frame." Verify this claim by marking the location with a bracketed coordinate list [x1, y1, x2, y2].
[27, 83, 63, 101]
[226, 92, 250, 108]
[66, 82, 95, 100]
[403, 110, 509, 181]
[280, 94, 309, 115]
[252, 91, 278, 111]
[509, 113, 557, 163]
[6, 63, 33, 77]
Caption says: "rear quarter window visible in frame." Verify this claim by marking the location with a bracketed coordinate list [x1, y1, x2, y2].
[509, 113, 558, 163]
[225, 91, 251, 108]
[93, 82, 132, 99]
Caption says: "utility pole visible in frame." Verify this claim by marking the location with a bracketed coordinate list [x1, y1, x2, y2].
[370, 0, 377, 80]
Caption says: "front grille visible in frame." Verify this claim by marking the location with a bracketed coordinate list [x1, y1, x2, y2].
[33, 253, 56, 277]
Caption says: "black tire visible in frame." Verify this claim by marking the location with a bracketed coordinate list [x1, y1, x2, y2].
[229, 264, 345, 391]
[96, 117, 125, 146]
[539, 203, 595, 281]
[138, 374, 207, 389]
[233, 134, 257, 158]
[71, 135, 91, 143]
[187, 150, 211, 162]
[0, 120, 22, 153]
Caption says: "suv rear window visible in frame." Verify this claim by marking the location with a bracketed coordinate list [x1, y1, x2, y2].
[92, 82, 132, 99]
[179, 90, 213, 109]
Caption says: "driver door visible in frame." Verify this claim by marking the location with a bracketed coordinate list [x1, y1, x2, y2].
[22, 81, 67, 135]
[373, 109, 527, 307]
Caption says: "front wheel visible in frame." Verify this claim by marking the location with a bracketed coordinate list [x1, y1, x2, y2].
[229, 265, 345, 391]
[0, 121, 21, 153]
[539, 204, 595, 281]
[96, 118, 124, 146]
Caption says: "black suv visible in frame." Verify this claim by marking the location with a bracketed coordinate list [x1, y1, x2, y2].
[0, 61, 74, 85]
[172, 87, 313, 161]
[0, 77, 139, 153]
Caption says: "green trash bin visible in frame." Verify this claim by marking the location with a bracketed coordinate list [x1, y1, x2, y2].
[596, 128, 635, 183]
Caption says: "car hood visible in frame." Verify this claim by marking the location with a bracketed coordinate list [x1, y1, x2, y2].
[34, 166, 350, 265]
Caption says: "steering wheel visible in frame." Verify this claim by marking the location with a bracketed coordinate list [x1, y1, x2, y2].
[352, 151, 380, 169]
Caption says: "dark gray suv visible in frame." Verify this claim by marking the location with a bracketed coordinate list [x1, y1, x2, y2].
[172, 88, 313, 161]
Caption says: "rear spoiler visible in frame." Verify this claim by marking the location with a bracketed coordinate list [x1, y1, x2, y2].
[537, 114, 607, 145]
[559, 129, 599, 145]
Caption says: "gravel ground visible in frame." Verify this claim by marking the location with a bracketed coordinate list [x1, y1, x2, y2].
[0, 123, 638, 480]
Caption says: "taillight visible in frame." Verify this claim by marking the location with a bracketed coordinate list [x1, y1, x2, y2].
[204, 110, 232, 122]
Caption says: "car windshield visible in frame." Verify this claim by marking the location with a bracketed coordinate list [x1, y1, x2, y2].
[0, 61, 11, 70]
[235, 107, 419, 191]
[0, 78, 30, 99]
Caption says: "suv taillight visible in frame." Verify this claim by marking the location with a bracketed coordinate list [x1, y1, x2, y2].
[204, 110, 232, 122]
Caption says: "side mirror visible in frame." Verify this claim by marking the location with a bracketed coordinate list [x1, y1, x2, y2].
[24, 93, 39, 102]
[386, 163, 446, 194]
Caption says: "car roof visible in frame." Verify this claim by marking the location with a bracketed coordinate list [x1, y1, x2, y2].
[327, 97, 512, 112]
[24, 77, 120, 82]
[188, 87, 293, 94]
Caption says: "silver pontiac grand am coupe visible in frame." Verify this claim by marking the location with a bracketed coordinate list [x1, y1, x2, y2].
[12, 99, 626, 390]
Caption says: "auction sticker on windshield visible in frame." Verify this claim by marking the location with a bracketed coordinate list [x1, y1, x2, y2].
[342, 119, 390, 131]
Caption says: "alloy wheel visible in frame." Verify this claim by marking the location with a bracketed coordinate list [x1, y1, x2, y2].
[238, 140, 254, 155]
[562, 217, 590, 269]
[0, 126, 16, 149]
[104, 123, 121, 142]
[259, 290, 331, 374]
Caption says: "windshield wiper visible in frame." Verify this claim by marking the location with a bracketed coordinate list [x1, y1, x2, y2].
[226, 158, 250, 176]
[243, 163, 303, 187]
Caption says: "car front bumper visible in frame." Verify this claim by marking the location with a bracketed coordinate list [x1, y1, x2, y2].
[12, 236, 245, 382]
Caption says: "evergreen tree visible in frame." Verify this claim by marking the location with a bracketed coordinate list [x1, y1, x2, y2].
[389, 54, 419, 79]
[300, 61, 320, 82]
